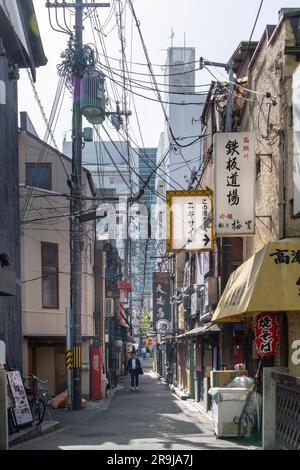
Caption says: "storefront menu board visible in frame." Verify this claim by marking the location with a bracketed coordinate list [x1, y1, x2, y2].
[7, 371, 33, 426]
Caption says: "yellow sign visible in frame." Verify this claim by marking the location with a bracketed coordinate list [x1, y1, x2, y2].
[166, 189, 214, 252]
[212, 239, 300, 323]
[73, 345, 81, 369]
[66, 349, 73, 370]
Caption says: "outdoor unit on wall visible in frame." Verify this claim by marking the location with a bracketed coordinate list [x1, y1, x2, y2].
[80, 72, 106, 125]
[104, 298, 114, 317]
[206, 277, 219, 306]
[191, 291, 202, 316]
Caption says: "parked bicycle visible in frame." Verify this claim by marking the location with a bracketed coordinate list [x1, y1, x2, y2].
[23, 373, 49, 426]
[166, 365, 174, 390]
[105, 369, 115, 398]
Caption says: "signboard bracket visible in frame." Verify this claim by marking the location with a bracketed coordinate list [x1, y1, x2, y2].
[256, 153, 273, 173]
[255, 215, 272, 231]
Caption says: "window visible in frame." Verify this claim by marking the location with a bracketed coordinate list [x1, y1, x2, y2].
[41, 242, 59, 309]
[26, 163, 52, 190]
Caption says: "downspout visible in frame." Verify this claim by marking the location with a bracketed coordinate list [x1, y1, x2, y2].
[278, 61, 286, 240]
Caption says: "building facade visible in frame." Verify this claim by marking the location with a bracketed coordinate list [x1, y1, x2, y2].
[20, 123, 97, 397]
[0, 0, 46, 370]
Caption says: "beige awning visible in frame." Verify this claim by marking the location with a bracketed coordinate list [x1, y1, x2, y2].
[176, 322, 220, 339]
[212, 238, 300, 323]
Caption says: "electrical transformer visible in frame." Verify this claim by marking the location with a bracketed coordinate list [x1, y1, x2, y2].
[80, 72, 105, 125]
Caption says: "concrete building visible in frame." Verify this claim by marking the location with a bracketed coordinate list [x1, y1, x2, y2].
[170, 9, 300, 450]
[131, 147, 157, 330]
[0, 0, 46, 370]
[20, 119, 97, 397]
[155, 47, 206, 274]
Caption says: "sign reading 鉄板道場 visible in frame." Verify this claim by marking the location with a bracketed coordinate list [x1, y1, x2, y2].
[214, 132, 255, 236]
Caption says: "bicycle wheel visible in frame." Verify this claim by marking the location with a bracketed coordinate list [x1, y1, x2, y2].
[31, 398, 46, 426]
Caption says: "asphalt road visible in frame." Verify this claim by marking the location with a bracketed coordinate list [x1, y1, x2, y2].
[12, 359, 258, 450]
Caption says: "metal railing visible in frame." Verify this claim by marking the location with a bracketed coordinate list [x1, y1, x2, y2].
[273, 372, 300, 450]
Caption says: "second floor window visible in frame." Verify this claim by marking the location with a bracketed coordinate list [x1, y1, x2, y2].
[41, 242, 59, 309]
[26, 163, 52, 190]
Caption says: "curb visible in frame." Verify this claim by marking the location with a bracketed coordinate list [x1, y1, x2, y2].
[9, 420, 61, 448]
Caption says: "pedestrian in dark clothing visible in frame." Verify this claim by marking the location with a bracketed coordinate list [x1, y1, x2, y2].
[127, 351, 142, 391]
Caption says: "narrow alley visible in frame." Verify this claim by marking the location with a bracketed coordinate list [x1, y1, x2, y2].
[12, 360, 258, 451]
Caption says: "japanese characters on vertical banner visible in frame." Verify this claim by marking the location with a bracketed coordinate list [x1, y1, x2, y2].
[255, 312, 280, 357]
[214, 132, 255, 236]
[152, 272, 171, 333]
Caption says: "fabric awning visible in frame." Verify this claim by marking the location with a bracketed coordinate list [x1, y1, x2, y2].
[212, 238, 300, 323]
[176, 322, 220, 339]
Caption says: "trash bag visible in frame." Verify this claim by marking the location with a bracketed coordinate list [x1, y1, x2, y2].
[226, 375, 254, 389]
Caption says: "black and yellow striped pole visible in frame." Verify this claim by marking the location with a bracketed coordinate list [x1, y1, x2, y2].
[66, 349, 73, 370]
[65, 307, 73, 410]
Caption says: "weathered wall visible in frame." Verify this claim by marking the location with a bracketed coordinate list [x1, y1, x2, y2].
[242, 19, 300, 260]
[0, 56, 22, 370]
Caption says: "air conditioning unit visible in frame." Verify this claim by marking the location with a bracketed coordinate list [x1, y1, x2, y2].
[205, 277, 219, 306]
[104, 298, 114, 317]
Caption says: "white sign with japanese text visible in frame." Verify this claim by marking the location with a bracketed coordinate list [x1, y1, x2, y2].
[214, 132, 255, 236]
[166, 190, 214, 251]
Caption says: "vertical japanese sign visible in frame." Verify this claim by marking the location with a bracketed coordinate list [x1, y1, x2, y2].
[255, 312, 279, 357]
[166, 190, 214, 252]
[152, 272, 171, 333]
[214, 133, 255, 236]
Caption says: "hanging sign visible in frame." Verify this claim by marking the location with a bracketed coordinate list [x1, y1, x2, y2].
[214, 132, 255, 236]
[153, 272, 171, 330]
[255, 312, 280, 357]
[166, 190, 214, 252]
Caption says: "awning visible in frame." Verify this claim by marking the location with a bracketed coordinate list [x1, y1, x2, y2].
[212, 238, 300, 323]
[176, 322, 220, 339]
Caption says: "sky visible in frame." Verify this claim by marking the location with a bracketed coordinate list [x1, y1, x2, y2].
[18, 0, 300, 150]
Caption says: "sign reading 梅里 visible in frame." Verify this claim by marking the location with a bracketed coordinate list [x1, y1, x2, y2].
[214, 132, 255, 236]
[255, 312, 280, 357]
[166, 190, 214, 252]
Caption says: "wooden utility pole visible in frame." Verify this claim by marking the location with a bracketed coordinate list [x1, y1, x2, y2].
[46, 0, 110, 410]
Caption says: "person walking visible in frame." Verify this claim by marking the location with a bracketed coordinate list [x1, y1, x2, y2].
[141, 346, 146, 361]
[127, 350, 143, 391]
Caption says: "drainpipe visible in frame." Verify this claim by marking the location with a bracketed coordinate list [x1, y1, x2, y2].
[278, 62, 286, 240]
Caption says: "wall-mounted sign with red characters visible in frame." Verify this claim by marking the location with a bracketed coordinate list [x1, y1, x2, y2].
[255, 312, 280, 357]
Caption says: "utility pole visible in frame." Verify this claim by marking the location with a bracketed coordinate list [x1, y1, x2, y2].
[70, 0, 84, 412]
[200, 57, 235, 369]
[46, 0, 110, 411]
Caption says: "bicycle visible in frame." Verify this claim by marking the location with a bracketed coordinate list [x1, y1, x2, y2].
[105, 369, 115, 398]
[166, 366, 174, 390]
[23, 373, 49, 426]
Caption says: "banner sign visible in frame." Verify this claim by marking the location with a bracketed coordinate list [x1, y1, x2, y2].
[255, 312, 280, 357]
[214, 132, 255, 236]
[166, 190, 214, 252]
[153, 272, 171, 332]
